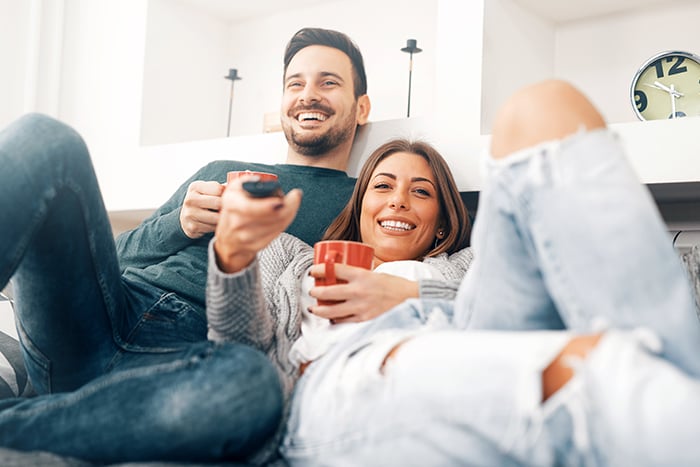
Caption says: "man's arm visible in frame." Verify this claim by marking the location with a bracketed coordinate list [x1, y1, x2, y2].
[115, 163, 222, 271]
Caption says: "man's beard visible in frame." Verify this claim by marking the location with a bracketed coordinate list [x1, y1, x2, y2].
[283, 103, 357, 157]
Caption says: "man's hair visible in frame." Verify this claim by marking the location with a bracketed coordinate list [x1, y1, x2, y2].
[323, 139, 471, 257]
[283, 27, 368, 98]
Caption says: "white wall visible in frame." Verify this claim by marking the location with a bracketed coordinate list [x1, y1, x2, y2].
[0, 0, 65, 126]
[140, 0, 231, 145]
[481, 0, 555, 133]
[554, 1, 700, 124]
[0, 0, 31, 129]
[33, 0, 65, 117]
[56, 0, 149, 201]
[0, 0, 150, 205]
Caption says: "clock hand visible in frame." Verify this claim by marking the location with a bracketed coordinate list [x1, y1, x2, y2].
[671, 84, 677, 118]
[651, 80, 685, 98]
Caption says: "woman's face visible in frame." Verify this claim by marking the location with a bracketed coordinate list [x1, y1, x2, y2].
[360, 151, 442, 266]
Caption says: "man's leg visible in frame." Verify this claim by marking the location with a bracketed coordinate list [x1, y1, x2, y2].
[0, 340, 283, 463]
[0, 114, 127, 393]
[455, 80, 700, 376]
[0, 115, 285, 463]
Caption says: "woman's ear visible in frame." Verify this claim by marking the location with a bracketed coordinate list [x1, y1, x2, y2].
[436, 227, 446, 239]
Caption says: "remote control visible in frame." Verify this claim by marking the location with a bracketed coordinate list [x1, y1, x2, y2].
[242, 180, 283, 198]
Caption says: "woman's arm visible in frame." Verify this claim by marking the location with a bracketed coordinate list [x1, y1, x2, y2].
[206, 240, 273, 348]
[309, 247, 474, 323]
[420, 247, 475, 299]
[206, 233, 313, 378]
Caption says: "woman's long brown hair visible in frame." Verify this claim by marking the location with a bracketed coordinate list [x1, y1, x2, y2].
[322, 139, 471, 258]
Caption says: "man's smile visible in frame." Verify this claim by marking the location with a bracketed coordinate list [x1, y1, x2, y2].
[296, 112, 328, 122]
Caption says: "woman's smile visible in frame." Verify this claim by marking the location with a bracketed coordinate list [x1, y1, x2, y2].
[360, 151, 442, 266]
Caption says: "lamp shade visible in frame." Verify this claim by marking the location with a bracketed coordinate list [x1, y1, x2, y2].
[401, 39, 422, 54]
[224, 68, 242, 81]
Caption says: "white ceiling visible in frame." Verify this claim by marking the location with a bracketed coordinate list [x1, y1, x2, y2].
[177, 0, 690, 24]
[176, 0, 329, 22]
[513, 0, 680, 23]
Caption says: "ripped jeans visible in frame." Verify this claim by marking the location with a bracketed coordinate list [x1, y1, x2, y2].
[281, 129, 700, 466]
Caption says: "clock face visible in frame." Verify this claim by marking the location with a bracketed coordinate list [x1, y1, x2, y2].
[631, 51, 700, 121]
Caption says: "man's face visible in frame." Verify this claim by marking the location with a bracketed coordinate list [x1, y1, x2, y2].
[281, 45, 367, 157]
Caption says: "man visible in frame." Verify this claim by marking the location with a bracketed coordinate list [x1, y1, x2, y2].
[119, 27, 371, 313]
[0, 27, 369, 464]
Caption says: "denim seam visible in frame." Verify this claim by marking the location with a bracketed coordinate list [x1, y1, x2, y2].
[63, 177, 127, 351]
[0, 346, 212, 421]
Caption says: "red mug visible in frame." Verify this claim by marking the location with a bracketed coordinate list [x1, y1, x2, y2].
[313, 240, 374, 306]
[226, 170, 278, 184]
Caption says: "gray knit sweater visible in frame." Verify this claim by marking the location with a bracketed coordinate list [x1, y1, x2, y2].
[206, 233, 474, 400]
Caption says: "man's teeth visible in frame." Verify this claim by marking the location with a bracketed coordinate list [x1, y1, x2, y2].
[380, 220, 415, 231]
[298, 112, 327, 122]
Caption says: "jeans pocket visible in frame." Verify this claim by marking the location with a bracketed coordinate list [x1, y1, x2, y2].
[123, 293, 207, 352]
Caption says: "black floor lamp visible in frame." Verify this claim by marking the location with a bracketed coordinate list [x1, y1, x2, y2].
[400, 39, 422, 118]
[224, 68, 242, 137]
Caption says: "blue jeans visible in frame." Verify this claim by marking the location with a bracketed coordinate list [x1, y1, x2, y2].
[281, 129, 700, 465]
[0, 114, 283, 463]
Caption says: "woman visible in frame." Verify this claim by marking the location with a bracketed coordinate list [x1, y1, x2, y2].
[211, 81, 700, 466]
[208, 139, 473, 398]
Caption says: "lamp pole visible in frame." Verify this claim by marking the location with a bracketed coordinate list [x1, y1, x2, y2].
[400, 39, 422, 118]
[224, 68, 242, 137]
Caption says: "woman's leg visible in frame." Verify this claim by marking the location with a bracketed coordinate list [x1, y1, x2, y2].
[282, 328, 604, 466]
[543, 330, 700, 466]
[0, 340, 283, 463]
[283, 327, 700, 466]
[455, 80, 700, 376]
[0, 114, 127, 393]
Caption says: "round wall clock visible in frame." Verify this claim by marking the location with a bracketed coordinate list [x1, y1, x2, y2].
[630, 50, 700, 121]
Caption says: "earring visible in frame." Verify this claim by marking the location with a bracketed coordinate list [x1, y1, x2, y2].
[434, 228, 446, 249]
